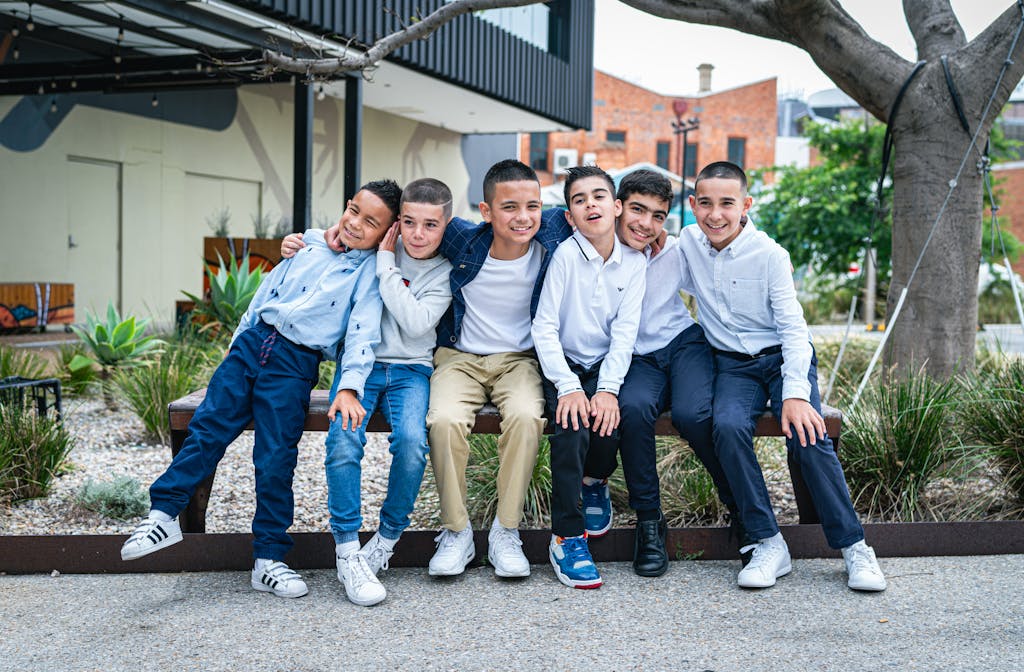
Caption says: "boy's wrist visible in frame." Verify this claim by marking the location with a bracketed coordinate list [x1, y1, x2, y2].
[595, 382, 621, 397]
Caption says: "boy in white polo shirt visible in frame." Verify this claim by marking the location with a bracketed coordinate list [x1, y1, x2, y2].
[678, 161, 885, 592]
[532, 165, 647, 589]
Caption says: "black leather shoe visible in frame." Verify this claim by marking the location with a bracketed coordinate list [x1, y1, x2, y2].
[633, 513, 669, 577]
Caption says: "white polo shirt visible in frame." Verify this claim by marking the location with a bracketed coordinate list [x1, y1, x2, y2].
[532, 230, 646, 397]
[676, 221, 813, 401]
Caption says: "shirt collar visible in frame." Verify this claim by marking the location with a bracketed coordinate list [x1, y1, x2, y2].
[698, 216, 757, 256]
[571, 229, 622, 265]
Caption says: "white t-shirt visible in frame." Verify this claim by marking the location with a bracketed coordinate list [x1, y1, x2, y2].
[457, 240, 542, 355]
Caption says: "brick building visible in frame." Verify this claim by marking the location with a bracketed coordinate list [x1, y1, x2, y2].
[520, 67, 778, 185]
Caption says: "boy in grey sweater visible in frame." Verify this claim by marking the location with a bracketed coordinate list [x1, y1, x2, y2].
[281, 178, 453, 606]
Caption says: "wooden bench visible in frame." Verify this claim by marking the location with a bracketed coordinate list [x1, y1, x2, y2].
[168, 389, 843, 533]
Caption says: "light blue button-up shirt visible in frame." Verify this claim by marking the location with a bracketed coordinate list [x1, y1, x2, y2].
[232, 228, 382, 398]
[677, 221, 813, 401]
[634, 234, 698, 356]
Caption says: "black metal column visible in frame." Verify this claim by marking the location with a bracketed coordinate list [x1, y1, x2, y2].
[292, 81, 313, 233]
[344, 75, 362, 202]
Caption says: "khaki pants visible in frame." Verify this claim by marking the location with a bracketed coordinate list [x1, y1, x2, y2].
[427, 347, 546, 531]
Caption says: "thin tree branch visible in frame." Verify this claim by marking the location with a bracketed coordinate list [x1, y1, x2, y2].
[263, 0, 548, 77]
[952, 3, 1024, 130]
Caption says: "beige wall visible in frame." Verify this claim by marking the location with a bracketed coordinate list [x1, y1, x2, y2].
[0, 84, 470, 328]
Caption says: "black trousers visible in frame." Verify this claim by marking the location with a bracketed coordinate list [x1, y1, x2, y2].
[543, 358, 620, 538]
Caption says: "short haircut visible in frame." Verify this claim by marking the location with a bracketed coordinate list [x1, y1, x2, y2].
[401, 178, 453, 222]
[617, 169, 673, 206]
[360, 178, 403, 222]
[482, 159, 538, 204]
[563, 165, 616, 206]
[694, 161, 748, 193]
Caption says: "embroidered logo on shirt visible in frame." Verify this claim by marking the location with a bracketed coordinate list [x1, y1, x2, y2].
[402, 278, 411, 287]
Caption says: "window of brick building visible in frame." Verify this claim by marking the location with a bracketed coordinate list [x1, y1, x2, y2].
[684, 143, 698, 178]
[727, 137, 747, 169]
[656, 141, 670, 170]
[529, 132, 549, 171]
[606, 130, 626, 144]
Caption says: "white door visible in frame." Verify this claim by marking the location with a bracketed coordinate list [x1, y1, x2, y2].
[67, 157, 122, 319]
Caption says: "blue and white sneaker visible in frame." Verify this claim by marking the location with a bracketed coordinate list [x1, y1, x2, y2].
[581, 479, 612, 537]
[549, 533, 603, 589]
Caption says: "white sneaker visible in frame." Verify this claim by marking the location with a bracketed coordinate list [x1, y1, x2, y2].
[737, 533, 792, 588]
[337, 551, 386, 606]
[487, 519, 530, 578]
[361, 532, 395, 576]
[428, 524, 475, 576]
[251, 561, 308, 598]
[843, 540, 887, 592]
[120, 516, 182, 561]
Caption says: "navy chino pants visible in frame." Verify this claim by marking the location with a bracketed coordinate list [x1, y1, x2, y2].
[149, 321, 320, 560]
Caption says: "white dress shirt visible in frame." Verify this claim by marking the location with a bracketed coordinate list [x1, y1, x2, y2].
[634, 234, 698, 355]
[532, 231, 647, 397]
[677, 221, 813, 401]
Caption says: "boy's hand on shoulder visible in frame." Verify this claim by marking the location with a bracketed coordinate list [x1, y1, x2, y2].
[556, 391, 590, 432]
[281, 232, 304, 259]
[328, 389, 366, 431]
[380, 222, 400, 253]
[590, 391, 620, 437]
[649, 230, 668, 257]
[780, 398, 826, 447]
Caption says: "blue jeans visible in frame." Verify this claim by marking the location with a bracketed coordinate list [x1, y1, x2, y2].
[150, 322, 319, 560]
[613, 324, 736, 514]
[712, 348, 864, 549]
[325, 361, 432, 544]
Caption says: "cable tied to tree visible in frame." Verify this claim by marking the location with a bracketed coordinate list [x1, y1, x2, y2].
[848, 9, 1024, 411]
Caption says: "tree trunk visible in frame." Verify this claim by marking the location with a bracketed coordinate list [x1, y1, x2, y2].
[884, 79, 983, 379]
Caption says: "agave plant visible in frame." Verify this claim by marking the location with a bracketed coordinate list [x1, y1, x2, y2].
[70, 303, 162, 407]
[182, 252, 264, 338]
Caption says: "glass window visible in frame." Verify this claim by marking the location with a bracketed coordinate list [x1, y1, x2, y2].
[529, 132, 549, 171]
[606, 130, 626, 144]
[684, 143, 698, 178]
[728, 137, 747, 169]
[656, 141, 670, 170]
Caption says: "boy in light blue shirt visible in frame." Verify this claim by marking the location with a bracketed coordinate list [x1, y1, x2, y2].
[120, 180, 401, 600]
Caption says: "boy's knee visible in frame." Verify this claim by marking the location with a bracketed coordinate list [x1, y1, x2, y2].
[620, 397, 658, 427]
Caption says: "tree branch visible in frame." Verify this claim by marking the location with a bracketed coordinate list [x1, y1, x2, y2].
[952, 3, 1024, 130]
[263, 0, 548, 77]
[903, 0, 966, 60]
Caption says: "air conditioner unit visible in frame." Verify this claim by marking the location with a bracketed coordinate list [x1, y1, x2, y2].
[552, 148, 579, 174]
[582, 152, 597, 166]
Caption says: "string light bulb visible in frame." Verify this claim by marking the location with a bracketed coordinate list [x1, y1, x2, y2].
[151, 93, 159, 108]
[11, 43, 19, 60]
[50, 97, 57, 114]
[70, 78, 77, 89]
[316, 85, 325, 101]
[37, 84, 44, 95]
[26, 3, 35, 31]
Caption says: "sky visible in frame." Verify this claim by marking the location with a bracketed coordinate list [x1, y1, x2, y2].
[592, 0, 1019, 99]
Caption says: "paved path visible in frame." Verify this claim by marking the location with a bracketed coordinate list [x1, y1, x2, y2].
[2, 555, 1022, 671]
[810, 323, 1024, 355]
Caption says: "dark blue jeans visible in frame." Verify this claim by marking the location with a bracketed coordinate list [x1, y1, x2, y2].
[543, 359, 620, 538]
[149, 321, 319, 560]
[712, 348, 864, 549]
[610, 324, 736, 514]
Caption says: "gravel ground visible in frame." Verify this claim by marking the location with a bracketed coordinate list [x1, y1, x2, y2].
[0, 396, 813, 537]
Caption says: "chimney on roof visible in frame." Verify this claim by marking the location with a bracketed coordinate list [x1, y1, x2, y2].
[697, 63, 714, 93]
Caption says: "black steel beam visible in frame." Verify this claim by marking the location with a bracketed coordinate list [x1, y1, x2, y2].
[343, 74, 361, 203]
[293, 80, 312, 234]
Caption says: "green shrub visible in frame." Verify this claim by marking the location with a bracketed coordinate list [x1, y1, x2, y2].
[182, 252, 264, 338]
[465, 434, 552, 529]
[841, 372, 965, 520]
[0, 344, 48, 380]
[112, 342, 217, 445]
[317, 360, 337, 391]
[610, 437, 728, 527]
[71, 303, 163, 408]
[0, 402, 73, 503]
[56, 342, 98, 395]
[75, 476, 149, 519]
[959, 359, 1024, 505]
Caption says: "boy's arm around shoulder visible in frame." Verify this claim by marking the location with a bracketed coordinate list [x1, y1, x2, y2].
[766, 243, 813, 402]
[229, 254, 294, 349]
[336, 258, 383, 399]
[376, 251, 453, 337]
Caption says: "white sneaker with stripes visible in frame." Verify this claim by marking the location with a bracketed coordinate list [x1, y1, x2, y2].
[251, 561, 309, 598]
[120, 516, 183, 561]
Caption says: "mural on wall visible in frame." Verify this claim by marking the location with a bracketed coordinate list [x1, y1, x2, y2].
[0, 282, 74, 331]
[0, 89, 239, 152]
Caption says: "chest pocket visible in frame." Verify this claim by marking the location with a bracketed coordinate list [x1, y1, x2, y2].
[729, 278, 768, 319]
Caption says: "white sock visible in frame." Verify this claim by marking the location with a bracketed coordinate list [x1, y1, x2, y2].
[582, 476, 603, 486]
[254, 558, 273, 571]
[336, 540, 360, 558]
[148, 509, 172, 522]
[492, 517, 517, 532]
[375, 533, 399, 551]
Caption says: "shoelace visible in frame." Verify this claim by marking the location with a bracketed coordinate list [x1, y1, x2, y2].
[364, 542, 392, 572]
[343, 554, 375, 585]
[847, 545, 879, 574]
[560, 536, 592, 565]
[490, 528, 522, 556]
[434, 529, 464, 550]
[742, 540, 783, 570]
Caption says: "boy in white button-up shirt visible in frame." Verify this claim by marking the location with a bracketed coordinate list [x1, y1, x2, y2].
[532, 165, 646, 589]
[678, 161, 886, 592]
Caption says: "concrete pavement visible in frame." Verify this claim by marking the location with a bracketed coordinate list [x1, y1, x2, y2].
[1, 554, 1022, 671]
